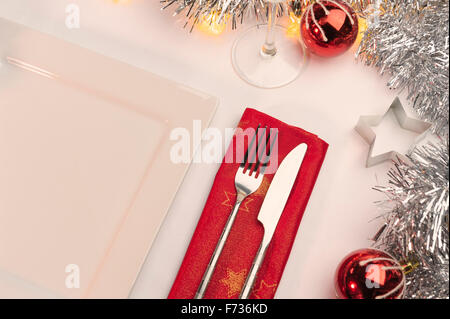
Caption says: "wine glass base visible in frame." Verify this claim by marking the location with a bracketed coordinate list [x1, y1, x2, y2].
[231, 24, 307, 89]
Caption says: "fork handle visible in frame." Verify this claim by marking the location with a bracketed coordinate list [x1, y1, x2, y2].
[195, 198, 243, 299]
[239, 237, 270, 299]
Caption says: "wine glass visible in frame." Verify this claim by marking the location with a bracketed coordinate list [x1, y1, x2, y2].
[231, 0, 307, 89]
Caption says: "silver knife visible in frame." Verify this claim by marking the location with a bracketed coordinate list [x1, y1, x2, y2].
[239, 143, 308, 299]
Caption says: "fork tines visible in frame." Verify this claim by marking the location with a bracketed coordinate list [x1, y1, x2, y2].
[240, 124, 278, 176]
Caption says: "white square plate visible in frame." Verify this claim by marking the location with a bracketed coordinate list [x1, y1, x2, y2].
[0, 17, 217, 298]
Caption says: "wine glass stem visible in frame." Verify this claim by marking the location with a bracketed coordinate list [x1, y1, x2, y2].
[261, 2, 278, 56]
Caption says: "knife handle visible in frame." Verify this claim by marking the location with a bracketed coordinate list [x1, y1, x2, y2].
[239, 237, 270, 299]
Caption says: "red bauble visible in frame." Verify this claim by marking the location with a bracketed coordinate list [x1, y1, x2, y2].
[300, 0, 358, 57]
[335, 248, 405, 299]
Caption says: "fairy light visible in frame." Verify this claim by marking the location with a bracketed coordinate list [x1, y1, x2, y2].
[352, 15, 367, 50]
[197, 11, 228, 35]
[286, 11, 302, 38]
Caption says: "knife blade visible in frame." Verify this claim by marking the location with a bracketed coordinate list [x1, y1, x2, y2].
[239, 143, 308, 299]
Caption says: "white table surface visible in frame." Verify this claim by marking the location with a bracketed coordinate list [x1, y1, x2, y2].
[0, 0, 425, 299]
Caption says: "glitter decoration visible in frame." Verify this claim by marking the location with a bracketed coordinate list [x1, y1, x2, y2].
[373, 140, 449, 299]
[357, 0, 449, 134]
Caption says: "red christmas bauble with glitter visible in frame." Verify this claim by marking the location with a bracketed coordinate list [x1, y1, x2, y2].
[335, 248, 405, 299]
[300, 0, 358, 57]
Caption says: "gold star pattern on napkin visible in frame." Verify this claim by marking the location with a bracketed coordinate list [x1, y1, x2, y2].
[220, 268, 247, 298]
[221, 191, 235, 208]
[253, 280, 278, 299]
[221, 191, 253, 212]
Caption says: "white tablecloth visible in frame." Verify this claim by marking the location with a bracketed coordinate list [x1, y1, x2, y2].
[0, 0, 420, 298]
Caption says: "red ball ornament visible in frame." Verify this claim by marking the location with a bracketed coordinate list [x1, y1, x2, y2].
[335, 248, 405, 299]
[300, 0, 358, 57]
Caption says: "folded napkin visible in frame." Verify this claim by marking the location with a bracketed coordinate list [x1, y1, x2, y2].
[168, 108, 328, 299]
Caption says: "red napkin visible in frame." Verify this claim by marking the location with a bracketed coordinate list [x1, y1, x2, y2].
[168, 108, 328, 299]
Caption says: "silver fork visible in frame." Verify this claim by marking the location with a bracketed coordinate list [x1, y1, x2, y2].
[195, 125, 278, 299]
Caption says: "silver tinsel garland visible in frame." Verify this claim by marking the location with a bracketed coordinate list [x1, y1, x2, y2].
[373, 141, 449, 298]
[160, 0, 286, 31]
[160, 0, 372, 31]
[357, 0, 449, 134]
[289, 0, 375, 15]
